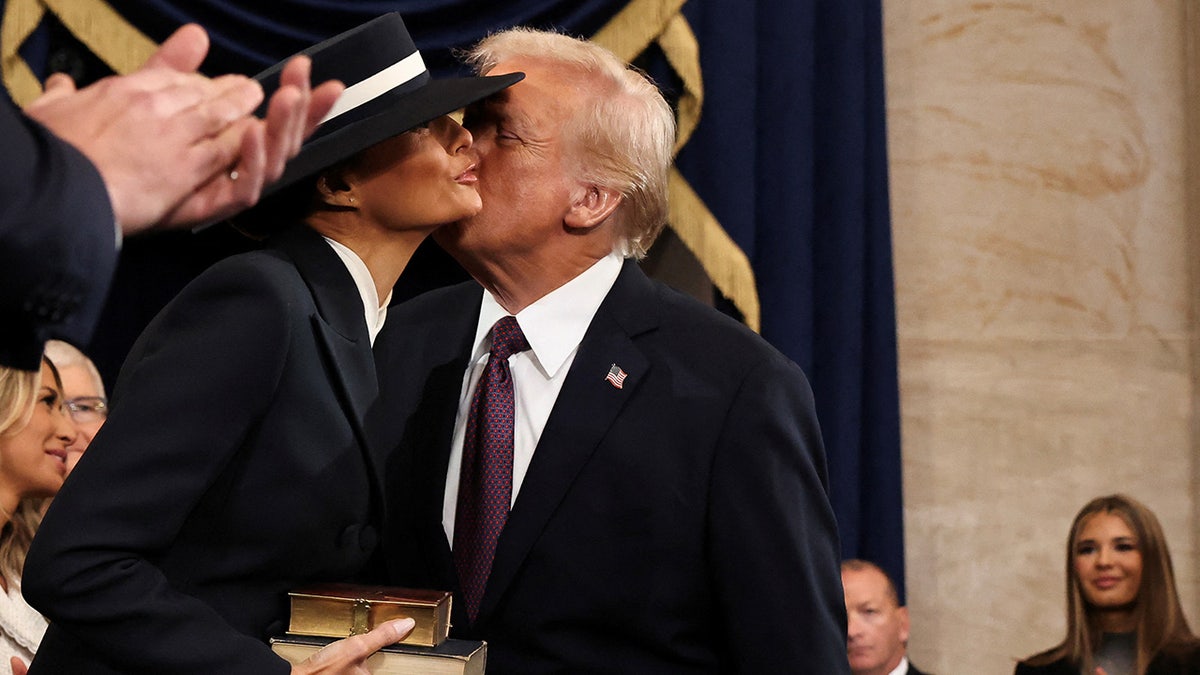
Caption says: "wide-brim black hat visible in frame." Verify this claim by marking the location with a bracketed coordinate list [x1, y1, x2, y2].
[255, 12, 523, 197]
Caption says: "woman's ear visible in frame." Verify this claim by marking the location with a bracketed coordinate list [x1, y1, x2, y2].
[315, 169, 357, 209]
[564, 184, 622, 231]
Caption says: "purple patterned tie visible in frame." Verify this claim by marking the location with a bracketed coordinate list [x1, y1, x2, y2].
[454, 316, 530, 623]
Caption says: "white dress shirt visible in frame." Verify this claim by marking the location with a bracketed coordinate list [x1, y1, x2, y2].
[442, 253, 624, 541]
[888, 656, 911, 675]
[323, 237, 391, 344]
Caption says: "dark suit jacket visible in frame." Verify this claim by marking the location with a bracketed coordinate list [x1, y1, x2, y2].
[1014, 643, 1200, 675]
[375, 260, 849, 674]
[24, 225, 387, 674]
[908, 662, 931, 675]
[1, 93, 117, 370]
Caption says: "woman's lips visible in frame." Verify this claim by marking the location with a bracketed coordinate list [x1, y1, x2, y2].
[46, 447, 68, 469]
[455, 164, 478, 184]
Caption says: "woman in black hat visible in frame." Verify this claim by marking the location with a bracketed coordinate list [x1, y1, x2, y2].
[21, 13, 521, 675]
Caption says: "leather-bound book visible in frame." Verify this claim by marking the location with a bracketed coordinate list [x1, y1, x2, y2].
[286, 583, 452, 647]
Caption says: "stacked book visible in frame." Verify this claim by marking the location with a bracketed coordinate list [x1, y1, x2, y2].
[269, 583, 486, 674]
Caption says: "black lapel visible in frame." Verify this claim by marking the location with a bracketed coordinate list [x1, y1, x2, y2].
[269, 225, 384, 512]
[377, 282, 482, 594]
[478, 261, 658, 624]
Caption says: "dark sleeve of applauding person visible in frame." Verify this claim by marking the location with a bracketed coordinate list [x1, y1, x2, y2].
[0, 93, 118, 371]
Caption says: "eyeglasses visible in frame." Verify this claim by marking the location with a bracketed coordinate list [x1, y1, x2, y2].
[65, 396, 108, 424]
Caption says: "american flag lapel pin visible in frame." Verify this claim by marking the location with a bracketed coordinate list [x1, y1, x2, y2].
[604, 363, 628, 389]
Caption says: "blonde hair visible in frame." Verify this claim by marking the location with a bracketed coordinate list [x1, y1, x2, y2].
[464, 28, 676, 259]
[0, 360, 59, 585]
[1021, 494, 1197, 674]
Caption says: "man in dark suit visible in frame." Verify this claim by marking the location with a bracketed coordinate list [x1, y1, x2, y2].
[376, 28, 849, 674]
[1, 23, 340, 371]
[843, 559, 931, 675]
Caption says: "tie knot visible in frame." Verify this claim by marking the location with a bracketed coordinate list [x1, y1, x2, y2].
[490, 316, 530, 360]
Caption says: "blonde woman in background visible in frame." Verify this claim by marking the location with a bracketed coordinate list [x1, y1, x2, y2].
[0, 359, 75, 674]
[1016, 494, 1200, 675]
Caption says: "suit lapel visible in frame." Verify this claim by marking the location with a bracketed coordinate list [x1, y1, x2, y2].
[377, 282, 482, 593]
[270, 226, 384, 512]
[478, 261, 658, 624]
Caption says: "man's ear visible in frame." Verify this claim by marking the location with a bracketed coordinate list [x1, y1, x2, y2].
[316, 169, 357, 209]
[565, 184, 622, 231]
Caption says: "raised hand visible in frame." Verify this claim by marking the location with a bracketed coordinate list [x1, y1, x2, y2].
[23, 23, 343, 234]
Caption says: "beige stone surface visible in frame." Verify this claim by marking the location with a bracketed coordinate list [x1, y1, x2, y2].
[884, 1, 1198, 673]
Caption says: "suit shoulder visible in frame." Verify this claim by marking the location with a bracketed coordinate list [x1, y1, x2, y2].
[172, 249, 304, 304]
[141, 249, 303, 343]
[644, 278, 794, 369]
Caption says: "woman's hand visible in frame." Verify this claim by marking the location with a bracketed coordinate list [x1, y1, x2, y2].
[10, 656, 28, 675]
[290, 617, 415, 674]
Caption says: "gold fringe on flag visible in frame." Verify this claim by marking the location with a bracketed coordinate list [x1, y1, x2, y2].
[2, 0, 47, 105]
[2, 0, 156, 107]
[593, 0, 760, 331]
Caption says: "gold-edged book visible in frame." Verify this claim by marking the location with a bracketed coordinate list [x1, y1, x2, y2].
[270, 634, 485, 675]
[287, 583, 452, 647]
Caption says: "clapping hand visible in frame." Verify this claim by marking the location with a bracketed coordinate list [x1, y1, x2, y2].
[24, 23, 343, 234]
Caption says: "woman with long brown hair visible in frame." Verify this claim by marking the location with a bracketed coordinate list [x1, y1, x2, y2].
[1016, 494, 1200, 675]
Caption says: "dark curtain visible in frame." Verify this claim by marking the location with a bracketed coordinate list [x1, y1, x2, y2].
[674, 0, 904, 597]
[16, 0, 904, 599]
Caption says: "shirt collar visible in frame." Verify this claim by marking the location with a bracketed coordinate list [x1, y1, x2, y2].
[888, 656, 910, 675]
[473, 253, 624, 377]
[322, 236, 392, 344]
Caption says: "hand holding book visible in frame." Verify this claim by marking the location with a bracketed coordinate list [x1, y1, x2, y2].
[287, 617, 415, 675]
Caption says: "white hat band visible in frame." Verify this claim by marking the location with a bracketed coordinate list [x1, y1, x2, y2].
[319, 50, 428, 124]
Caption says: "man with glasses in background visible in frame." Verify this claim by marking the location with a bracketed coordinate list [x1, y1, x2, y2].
[43, 340, 107, 474]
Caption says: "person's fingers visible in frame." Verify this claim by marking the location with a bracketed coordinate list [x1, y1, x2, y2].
[262, 84, 304, 180]
[143, 23, 209, 73]
[339, 618, 416, 661]
[278, 55, 312, 99]
[9, 656, 28, 675]
[231, 120, 268, 204]
[38, 72, 78, 101]
[157, 74, 263, 142]
[306, 80, 345, 137]
[156, 118, 265, 229]
[359, 617, 416, 652]
[279, 56, 312, 158]
[185, 116, 252, 190]
[295, 618, 414, 674]
[197, 74, 265, 130]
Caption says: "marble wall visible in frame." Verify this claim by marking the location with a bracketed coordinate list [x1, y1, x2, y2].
[883, 1, 1198, 673]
